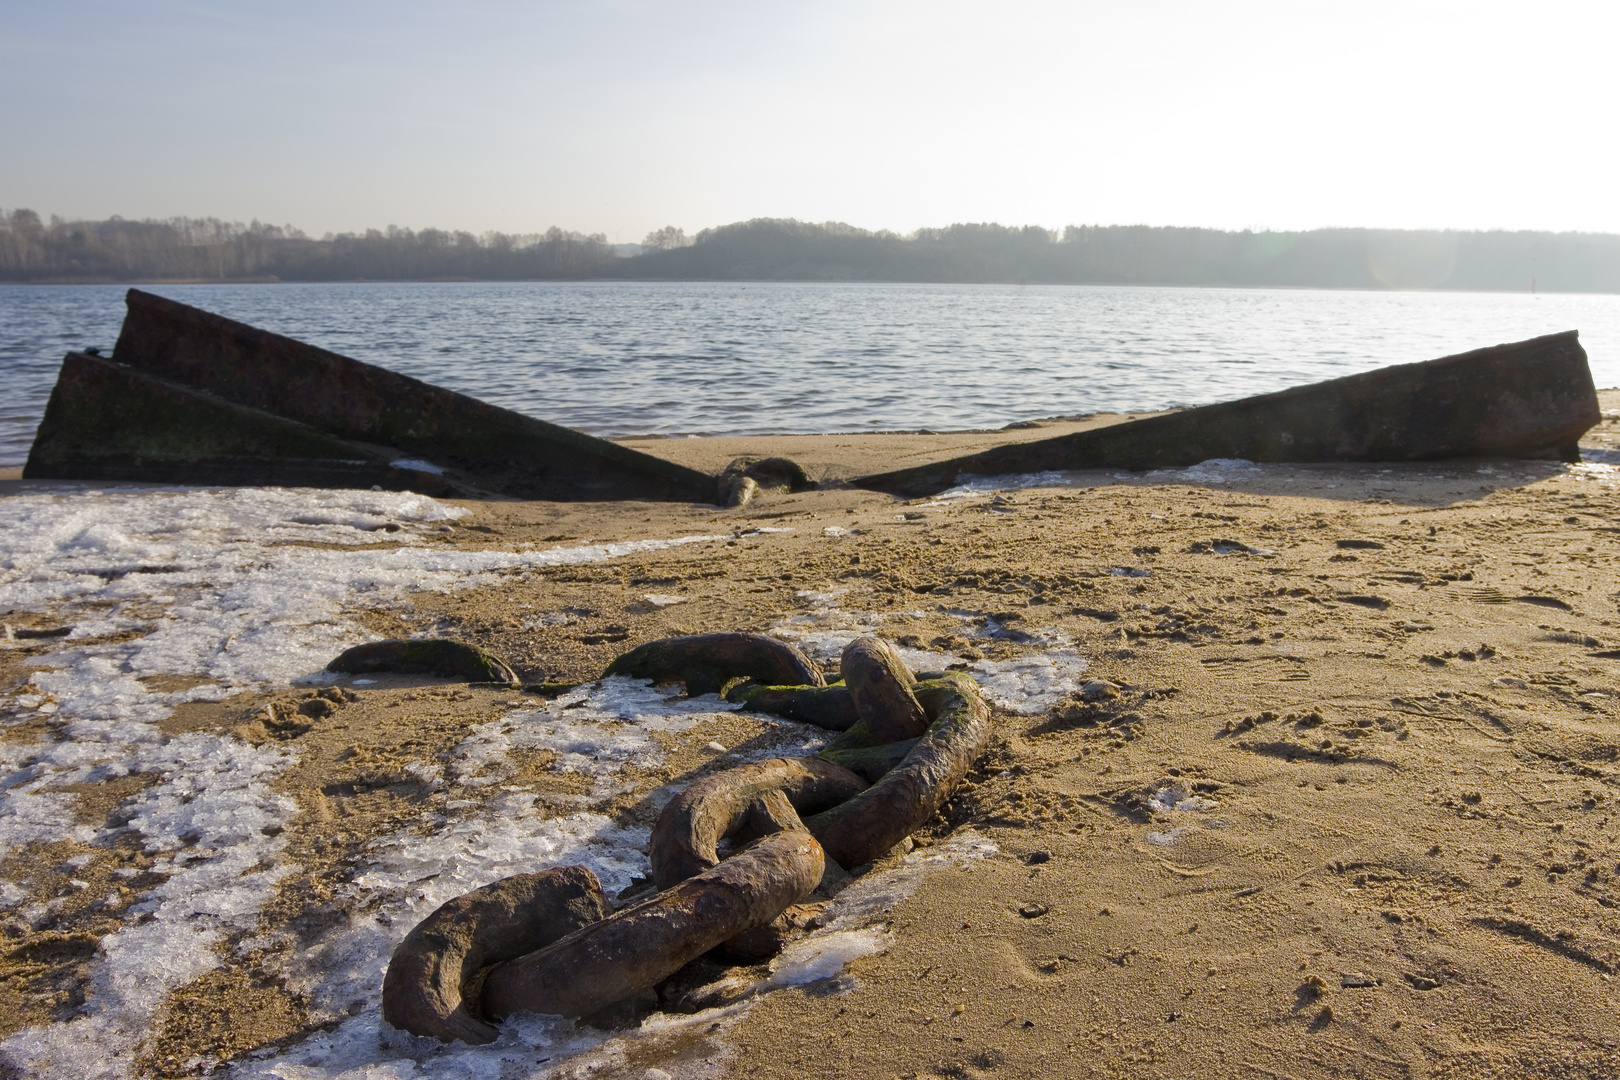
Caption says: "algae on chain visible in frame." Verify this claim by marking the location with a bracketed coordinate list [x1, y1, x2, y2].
[806, 673, 992, 868]
[818, 738, 920, 783]
[726, 681, 859, 730]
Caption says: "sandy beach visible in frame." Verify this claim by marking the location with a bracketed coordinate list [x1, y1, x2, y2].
[3, 394, 1620, 1078]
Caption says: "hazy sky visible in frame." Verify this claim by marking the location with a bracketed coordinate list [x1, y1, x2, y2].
[4, 1, 1616, 241]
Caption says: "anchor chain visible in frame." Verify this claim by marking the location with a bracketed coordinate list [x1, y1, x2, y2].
[382, 632, 991, 1044]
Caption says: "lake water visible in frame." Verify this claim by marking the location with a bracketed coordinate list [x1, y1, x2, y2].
[4, 280, 1620, 468]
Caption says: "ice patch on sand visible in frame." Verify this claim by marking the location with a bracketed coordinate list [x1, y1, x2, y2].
[813, 828, 999, 934]
[969, 650, 1090, 714]
[764, 927, 892, 991]
[0, 733, 298, 1078]
[1148, 783, 1219, 813]
[388, 458, 447, 475]
[284, 799, 653, 1029]
[940, 471, 1075, 497]
[0, 487, 1019, 1076]
[757, 828, 998, 994]
[1, 488, 725, 700]
[768, 605, 1086, 713]
[0, 488, 728, 1077]
[938, 458, 1262, 494]
[1570, 460, 1620, 483]
[794, 587, 848, 607]
[239, 1002, 748, 1080]
[1147, 458, 1260, 483]
[448, 677, 767, 796]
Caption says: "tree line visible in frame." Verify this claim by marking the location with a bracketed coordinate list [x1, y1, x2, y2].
[4, 208, 1618, 292]
[0, 210, 618, 282]
[627, 219, 1620, 292]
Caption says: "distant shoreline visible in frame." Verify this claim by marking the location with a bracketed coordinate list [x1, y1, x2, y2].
[5, 213, 1619, 293]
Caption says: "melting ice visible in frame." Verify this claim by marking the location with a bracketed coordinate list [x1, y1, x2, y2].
[0, 486, 1039, 1077]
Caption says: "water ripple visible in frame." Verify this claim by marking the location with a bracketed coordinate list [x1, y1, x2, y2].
[2, 281, 1617, 466]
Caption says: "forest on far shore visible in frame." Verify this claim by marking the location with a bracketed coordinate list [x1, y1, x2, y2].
[3, 209, 1618, 293]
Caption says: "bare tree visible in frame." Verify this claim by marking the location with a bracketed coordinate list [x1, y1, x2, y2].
[642, 226, 690, 252]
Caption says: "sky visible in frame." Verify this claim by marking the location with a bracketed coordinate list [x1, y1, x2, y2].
[3, 1, 1618, 242]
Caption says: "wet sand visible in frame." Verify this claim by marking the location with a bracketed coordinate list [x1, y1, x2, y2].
[3, 394, 1620, 1077]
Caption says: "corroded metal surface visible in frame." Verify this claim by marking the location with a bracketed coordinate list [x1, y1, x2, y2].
[807, 673, 992, 869]
[26, 289, 719, 501]
[603, 632, 826, 697]
[854, 331, 1601, 497]
[727, 682, 860, 730]
[327, 638, 518, 683]
[650, 756, 868, 889]
[841, 635, 929, 743]
[382, 637, 990, 1044]
[480, 831, 824, 1021]
[380, 866, 610, 1045]
[23, 351, 450, 492]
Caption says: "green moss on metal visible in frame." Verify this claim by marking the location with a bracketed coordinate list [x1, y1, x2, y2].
[818, 738, 919, 783]
[725, 681, 858, 730]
